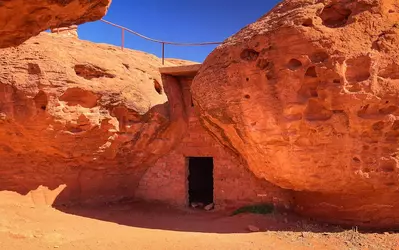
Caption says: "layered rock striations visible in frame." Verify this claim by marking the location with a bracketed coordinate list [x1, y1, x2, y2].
[0, 0, 111, 48]
[192, 0, 399, 227]
[0, 32, 188, 205]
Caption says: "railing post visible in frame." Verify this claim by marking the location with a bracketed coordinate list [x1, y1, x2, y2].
[121, 28, 125, 50]
[162, 42, 165, 65]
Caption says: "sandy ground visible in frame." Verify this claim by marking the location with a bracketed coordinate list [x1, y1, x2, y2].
[0, 192, 399, 250]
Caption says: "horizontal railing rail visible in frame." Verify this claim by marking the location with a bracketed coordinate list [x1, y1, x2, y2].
[100, 19, 223, 65]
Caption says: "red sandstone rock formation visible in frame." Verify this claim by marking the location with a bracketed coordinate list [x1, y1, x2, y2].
[165, 58, 200, 66]
[0, 32, 188, 205]
[51, 25, 79, 38]
[192, 0, 399, 227]
[0, 0, 111, 48]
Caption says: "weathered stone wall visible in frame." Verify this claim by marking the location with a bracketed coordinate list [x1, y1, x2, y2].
[136, 76, 292, 209]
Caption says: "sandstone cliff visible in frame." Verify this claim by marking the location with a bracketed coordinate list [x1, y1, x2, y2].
[0, 32, 188, 205]
[192, 0, 399, 227]
[0, 0, 111, 48]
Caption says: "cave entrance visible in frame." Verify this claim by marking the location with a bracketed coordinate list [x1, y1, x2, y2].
[187, 157, 214, 206]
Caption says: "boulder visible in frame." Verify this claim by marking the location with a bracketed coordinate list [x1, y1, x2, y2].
[0, 32, 188, 205]
[0, 0, 111, 48]
[192, 0, 399, 227]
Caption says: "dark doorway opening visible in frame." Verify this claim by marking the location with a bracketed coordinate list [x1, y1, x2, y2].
[187, 157, 214, 206]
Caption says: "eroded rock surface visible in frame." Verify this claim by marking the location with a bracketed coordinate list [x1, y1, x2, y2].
[0, 32, 188, 205]
[192, 0, 399, 227]
[0, 0, 111, 48]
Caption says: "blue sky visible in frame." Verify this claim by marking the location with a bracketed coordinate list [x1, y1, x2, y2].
[78, 0, 281, 62]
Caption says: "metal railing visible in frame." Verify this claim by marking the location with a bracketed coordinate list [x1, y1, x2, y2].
[100, 19, 223, 65]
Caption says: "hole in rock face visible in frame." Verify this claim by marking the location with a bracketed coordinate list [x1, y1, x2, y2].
[353, 157, 361, 163]
[59, 88, 98, 108]
[319, 4, 352, 28]
[28, 63, 41, 75]
[298, 80, 320, 101]
[302, 18, 313, 27]
[74, 64, 116, 80]
[244, 94, 251, 99]
[287, 59, 303, 70]
[153, 79, 163, 95]
[363, 167, 371, 173]
[34, 90, 48, 112]
[304, 99, 333, 121]
[346, 56, 371, 82]
[256, 59, 273, 70]
[310, 51, 329, 63]
[305, 66, 318, 78]
[240, 49, 259, 62]
[246, 77, 250, 82]
[333, 79, 341, 84]
[68, 127, 84, 133]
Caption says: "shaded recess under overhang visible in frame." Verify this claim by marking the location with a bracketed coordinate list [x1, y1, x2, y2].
[159, 64, 201, 77]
